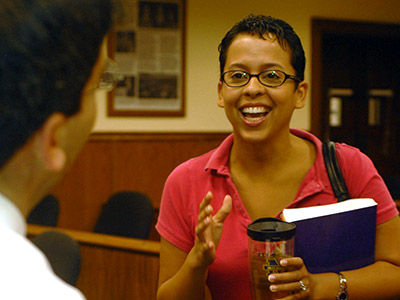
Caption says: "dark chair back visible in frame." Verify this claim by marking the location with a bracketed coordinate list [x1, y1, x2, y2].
[27, 194, 59, 227]
[32, 230, 81, 286]
[93, 191, 154, 239]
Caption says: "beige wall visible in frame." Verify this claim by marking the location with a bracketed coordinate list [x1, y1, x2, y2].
[93, 0, 400, 133]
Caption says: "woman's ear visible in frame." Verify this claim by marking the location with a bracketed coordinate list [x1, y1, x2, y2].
[35, 113, 67, 172]
[217, 80, 225, 108]
[294, 81, 308, 109]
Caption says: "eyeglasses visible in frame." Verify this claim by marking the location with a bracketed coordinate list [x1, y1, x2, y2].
[221, 70, 300, 88]
[97, 58, 125, 91]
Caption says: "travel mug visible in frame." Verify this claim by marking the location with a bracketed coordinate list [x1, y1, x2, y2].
[247, 217, 296, 300]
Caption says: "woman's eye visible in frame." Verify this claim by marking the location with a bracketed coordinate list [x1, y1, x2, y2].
[263, 71, 282, 81]
[267, 71, 279, 78]
[231, 72, 246, 79]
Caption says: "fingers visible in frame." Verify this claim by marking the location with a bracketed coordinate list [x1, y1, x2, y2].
[267, 257, 311, 299]
[193, 192, 232, 267]
[269, 278, 311, 300]
[199, 191, 213, 211]
[195, 211, 211, 239]
[197, 192, 232, 227]
[269, 285, 310, 300]
[267, 258, 305, 284]
[214, 195, 232, 223]
[196, 192, 232, 243]
[192, 232, 215, 266]
[196, 192, 214, 240]
[194, 191, 223, 266]
[281, 257, 305, 269]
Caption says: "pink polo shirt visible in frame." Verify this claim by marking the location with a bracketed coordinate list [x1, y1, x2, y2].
[156, 129, 398, 300]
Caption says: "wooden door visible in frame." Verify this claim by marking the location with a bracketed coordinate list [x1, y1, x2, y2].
[311, 19, 400, 187]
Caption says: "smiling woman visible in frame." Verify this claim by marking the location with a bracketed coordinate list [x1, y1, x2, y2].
[155, 14, 400, 300]
[217, 33, 307, 141]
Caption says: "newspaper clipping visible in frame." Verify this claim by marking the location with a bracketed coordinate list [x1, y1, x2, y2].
[110, 0, 184, 116]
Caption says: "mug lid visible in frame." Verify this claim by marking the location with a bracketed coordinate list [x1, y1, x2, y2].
[247, 217, 296, 241]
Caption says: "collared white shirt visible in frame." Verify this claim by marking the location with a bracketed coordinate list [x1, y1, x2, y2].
[0, 193, 86, 299]
[0, 193, 26, 235]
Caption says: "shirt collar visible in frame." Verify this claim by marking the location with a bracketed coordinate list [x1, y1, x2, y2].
[205, 134, 233, 175]
[204, 129, 326, 179]
[0, 192, 26, 236]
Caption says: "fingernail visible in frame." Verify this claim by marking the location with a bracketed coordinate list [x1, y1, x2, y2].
[270, 285, 277, 292]
[268, 275, 275, 282]
[280, 259, 287, 266]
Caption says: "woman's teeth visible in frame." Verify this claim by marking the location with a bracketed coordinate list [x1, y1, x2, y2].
[241, 106, 269, 121]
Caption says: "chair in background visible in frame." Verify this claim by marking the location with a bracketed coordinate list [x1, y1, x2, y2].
[32, 230, 81, 286]
[27, 194, 59, 227]
[93, 191, 154, 239]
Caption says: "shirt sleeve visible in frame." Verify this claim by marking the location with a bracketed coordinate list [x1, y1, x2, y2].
[336, 143, 399, 224]
[156, 162, 196, 253]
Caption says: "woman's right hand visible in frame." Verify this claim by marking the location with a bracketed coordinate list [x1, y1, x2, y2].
[192, 191, 232, 267]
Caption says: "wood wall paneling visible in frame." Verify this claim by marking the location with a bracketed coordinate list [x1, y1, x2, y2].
[52, 141, 113, 231]
[50, 132, 229, 239]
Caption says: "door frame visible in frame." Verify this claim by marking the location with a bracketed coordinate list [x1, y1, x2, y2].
[310, 18, 400, 138]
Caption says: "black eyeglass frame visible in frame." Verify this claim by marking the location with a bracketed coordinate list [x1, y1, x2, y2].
[97, 58, 125, 91]
[221, 70, 301, 88]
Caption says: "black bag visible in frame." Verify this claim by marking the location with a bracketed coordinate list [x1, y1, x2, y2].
[322, 140, 350, 202]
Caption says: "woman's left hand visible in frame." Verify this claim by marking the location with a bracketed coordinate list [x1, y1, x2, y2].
[268, 257, 312, 299]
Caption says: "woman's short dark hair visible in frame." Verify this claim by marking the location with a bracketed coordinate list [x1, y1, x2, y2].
[218, 14, 306, 82]
[0, 0, 114, 168]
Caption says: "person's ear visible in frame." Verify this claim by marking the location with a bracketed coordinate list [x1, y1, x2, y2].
[217, 80, 225, 108]
[294, 81, 308, 109]
[36, 113, 67, 172]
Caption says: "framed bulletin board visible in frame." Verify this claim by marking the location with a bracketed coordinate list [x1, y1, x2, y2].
[108, 0, 185, 117]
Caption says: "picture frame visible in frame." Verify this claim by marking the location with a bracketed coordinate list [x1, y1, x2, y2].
[107, 0, 185, 117]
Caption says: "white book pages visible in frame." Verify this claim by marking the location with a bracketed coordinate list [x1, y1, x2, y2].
[282, 198, 377, 222]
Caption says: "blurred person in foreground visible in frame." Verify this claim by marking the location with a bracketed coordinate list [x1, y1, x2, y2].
[0, 0, 117, 298]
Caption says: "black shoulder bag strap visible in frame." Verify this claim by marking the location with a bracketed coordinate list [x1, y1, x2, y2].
[322, 140, 351, 202]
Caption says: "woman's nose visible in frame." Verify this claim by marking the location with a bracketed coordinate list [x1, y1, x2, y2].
[243, 75, 264, 97]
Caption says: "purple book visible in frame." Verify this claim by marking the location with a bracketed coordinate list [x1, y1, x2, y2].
[282, 198, 377, 274]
